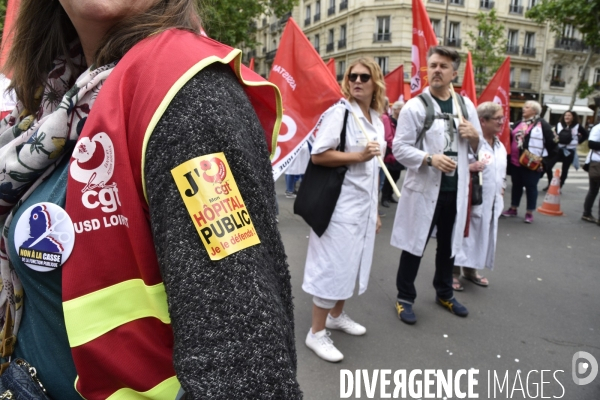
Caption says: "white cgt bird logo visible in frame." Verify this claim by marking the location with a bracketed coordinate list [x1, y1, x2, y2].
[70, 133, 115, 189]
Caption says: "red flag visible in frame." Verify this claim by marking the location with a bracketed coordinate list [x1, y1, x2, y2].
[326, 58, 336, 79]
[0, 0, 21, 71]
[411, 0, 438, 96]
[404, 82, 412, 102]
[384, 65, 405, 103]
[478, 57, 511, 153]
[249, 57, 255, 71]
[269, 18, 342, 180]
[460, 52, 477, 107]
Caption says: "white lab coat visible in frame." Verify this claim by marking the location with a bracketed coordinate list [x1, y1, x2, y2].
[302, 100, 385, 299]
[390, 88, 482, 257]
[286, 141, 310, 175]
[454, 138, 507, 270]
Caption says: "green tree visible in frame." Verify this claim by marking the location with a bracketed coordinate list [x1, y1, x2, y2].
[465, 9, 507, 95]
[199, 0, 297, 48]
[526, 0, 600, 107]
[0, 0, 7, 45]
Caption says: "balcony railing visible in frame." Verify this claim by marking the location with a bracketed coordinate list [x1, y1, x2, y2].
[555, 38, 588, 51]
[340, 0, 348, 11]
[479, 0, 494, 9]
[522, 47, 536, 56]
[336, 73, 344, 81]
[550, 80, 566, 87]
[262, 47, 267, 54]
[314, 13, 321, 22]
[510, 81, 516, 88]
[374, 33, 392, 42]
[270, 22, 280, 33]
[506, 45, 520, 54]
[304, 17, 311, 27]
[326, 43, 334, 52]
[518, 82, 532, 89]
[449, 0, 464, 5]
[429, 0, 445, 3]
[266, 49, 277, 62]
[509, 4, 524, 14]
[446, 38, 462, 47]
[328, 6, 335, 16]
[338, 38, 347, 49]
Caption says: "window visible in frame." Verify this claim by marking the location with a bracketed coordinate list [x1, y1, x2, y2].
[314, 34, 320, 52]
[305, 5, 311, 26]
[375, 57, 389, 75]
[595, 68, 600, 84]
[327, 29, 334, 52]
[523, 32, 535, 56]
[340, 0, 348, 11]
[551, 65, 564, 86]
[562, 24, 575, 38]
[375, 16, 391, 41]
[447, 22, 461, 47]
[507, 30, 519, 54]
[510, 67, 515, 87]
[328, 0, 335, 16]
[527, 0, 537, 9]
[314, 0, 321, 21]
[339, 24, 347, 49]
[509, 0, 523, 14]
[480, 0, 494, 9]
[430, 19, 442, 38]
[337, 61, 346, 81]
[579, 66, 590, 80]
[450, 0, 464, 5]
[519, 69, 531, 89]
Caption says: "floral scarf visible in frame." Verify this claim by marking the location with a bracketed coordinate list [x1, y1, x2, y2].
[0, 45, 116, 336]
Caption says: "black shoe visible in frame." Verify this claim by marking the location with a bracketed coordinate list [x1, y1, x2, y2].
[542, 185, 549, 191]
[381, 200, 390, 208]
[390, 198, 398, 204]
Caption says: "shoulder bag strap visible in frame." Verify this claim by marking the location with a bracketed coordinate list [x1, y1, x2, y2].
[336, 109, 349, 152]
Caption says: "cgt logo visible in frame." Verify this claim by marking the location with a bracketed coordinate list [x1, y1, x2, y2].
[572, 351, 598, 386]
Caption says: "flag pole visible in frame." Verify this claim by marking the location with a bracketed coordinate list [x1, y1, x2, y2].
[350, 113, 401, 198]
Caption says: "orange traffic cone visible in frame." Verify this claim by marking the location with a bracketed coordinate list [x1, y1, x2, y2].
[537, 169, 563, 216]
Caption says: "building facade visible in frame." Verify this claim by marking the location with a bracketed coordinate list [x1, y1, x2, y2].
[249, 0, 600, 125]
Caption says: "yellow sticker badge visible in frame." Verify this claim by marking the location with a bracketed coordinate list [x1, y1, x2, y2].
[171, 152, 260, 260]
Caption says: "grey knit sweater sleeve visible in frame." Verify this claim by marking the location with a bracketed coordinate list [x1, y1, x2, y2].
[144, 63, 301, 399]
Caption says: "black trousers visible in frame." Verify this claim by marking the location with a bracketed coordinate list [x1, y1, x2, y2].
[584, 170, 600, 216]
[381, 167, 402, 201]
[545, 149, 575, 187]
[396, 190, 457, 303]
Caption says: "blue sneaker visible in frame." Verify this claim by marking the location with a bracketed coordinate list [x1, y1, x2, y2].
[436, 297, 468, 317]
[396, 301, 417, 324]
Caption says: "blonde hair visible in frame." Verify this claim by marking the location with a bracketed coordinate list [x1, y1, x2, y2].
[341, 57, 386, 114]
[524, 100, 542, 117]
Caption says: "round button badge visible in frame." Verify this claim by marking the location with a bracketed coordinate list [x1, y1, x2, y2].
[13, 202, 75, 272]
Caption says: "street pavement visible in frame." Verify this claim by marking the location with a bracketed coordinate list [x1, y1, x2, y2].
[276, 162, 600, 399]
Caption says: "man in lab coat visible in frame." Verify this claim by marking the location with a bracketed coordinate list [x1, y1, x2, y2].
[391, 46, 482, 324]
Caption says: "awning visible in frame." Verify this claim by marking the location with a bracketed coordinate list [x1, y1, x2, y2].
[509, 101, 525, 108]
[545, 103, 595, 116]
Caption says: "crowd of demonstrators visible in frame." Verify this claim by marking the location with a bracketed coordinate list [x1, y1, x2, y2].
[543, 111, 588, 191]
[501, 101, 556, 224]
[285, 141, 310, 198]
[390, 46, 481, 325]
[583, 123, 600, 225]
[302, 57, 385, 362]
[453, 102, 507, 291]
[0, 0, 301, 398]
[381, 101, 405, 208]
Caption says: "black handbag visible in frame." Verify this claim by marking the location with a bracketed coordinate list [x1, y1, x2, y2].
[294, 109, 349, 237]
[0, 359, 51, 400]
[557, 128, 572, 145]
[470, 171, 483, 206]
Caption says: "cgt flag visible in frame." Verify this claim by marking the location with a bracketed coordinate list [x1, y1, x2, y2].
[460, 52, 477, 107]
[411, 0, 438, 96]
[269, 18, 342, 180]
[384, 65, 405, 104]
[249, 57, 255, 71]
[326, 58, 336, 79]
[478, 57, 511, 153]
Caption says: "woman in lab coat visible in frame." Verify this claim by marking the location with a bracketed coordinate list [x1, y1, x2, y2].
[454, 102, 507, 288]
[302, 58, 385, 362]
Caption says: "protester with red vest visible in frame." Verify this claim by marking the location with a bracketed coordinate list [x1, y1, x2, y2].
[0, 0, 301, 399]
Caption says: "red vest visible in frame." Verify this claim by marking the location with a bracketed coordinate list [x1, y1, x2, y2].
[63, 29, 282, 399]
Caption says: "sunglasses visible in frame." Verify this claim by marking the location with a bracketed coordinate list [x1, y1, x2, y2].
[349, 73, 371, 83]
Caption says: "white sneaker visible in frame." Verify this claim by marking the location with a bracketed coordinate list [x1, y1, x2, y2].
[305, 329, 344, 362]
[325, 311, 367, 335]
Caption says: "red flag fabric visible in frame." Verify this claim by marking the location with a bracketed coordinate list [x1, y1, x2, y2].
[0, 0, 21, 72]
[478, 57, 511, 153]
[404, 83, 412, 102]
[384, 65, 405, 103]
[249, 57, 255, 71]
[411, 0, 438, 96]
[326, 58, 336, 79]
[460, 52, 477, 107]
[269, 18, 342, 180]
